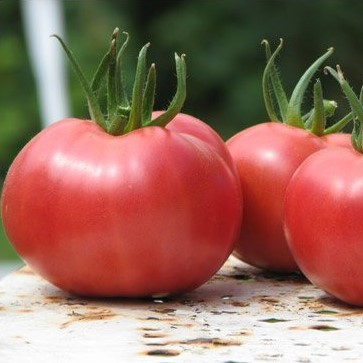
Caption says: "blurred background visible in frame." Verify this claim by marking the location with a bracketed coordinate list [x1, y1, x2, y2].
[0, 0, 362, 272]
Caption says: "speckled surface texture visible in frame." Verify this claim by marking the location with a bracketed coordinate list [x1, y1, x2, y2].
[0, 256, 362, 362]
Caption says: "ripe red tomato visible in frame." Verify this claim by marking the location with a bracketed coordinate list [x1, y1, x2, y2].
[226, 122, 324, 272]
[225, 41, 351, 272]
[1, 28, 243, 298]
[1, 115, 242, 297]
[284, 147, 363, 306]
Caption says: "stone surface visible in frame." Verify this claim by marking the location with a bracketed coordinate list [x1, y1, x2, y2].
[0, 256, 362, 362]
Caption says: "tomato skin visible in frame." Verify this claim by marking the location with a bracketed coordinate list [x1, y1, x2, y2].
[226, 122, 324, 272]
[1, 116, 242, 297]
[284, 147, 363, 306]
[321, 133, 352, 148]
[157, 112, 237, 171]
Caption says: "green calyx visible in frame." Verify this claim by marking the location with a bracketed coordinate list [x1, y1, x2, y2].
[262, 39, 352, 136]
[53, 28, 187, 135]
[325, 65, 363, 152]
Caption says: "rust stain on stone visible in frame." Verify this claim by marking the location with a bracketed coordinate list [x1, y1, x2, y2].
[16, 308, 34, 313]
[60, 308, 117, 329]
[143, 349, 181, 357]
[176, 337, 242, 347]
[143, 332, 168, 339]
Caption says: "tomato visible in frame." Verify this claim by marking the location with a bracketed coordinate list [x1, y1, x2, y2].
[1, 116, 242, 297]
[1, 29, 242, 297]
[225, 41, 351, 272]
[226, 122, 324, 272]
[284, 64, 363, 306]
[284, 147, 363, 306]
[226, 127, 349, 273]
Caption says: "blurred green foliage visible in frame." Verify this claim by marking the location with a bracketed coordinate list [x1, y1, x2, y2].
[1, 0, 363, 261]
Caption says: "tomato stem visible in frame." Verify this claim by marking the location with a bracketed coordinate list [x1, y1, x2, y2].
[115, 32, 130, 109]
[309, 79, 326, 136]
[286, 47, 334, 129]
[304, 100, 337, 126]
[54, 28, 187, 136]
[262, 40, 335, 134]
[325, 65, 363, 151]
[52, 34, 107, 131]
[91, 31, 115, 97]
[107, 33, 119, 120]
[145, 53, 187, 127]
[323, 112, 353, 135]
[124, 43, 150, 133]
[107, 32, 132, 136]
[262, 39, 287, 123]
[142, 64, 156, 124]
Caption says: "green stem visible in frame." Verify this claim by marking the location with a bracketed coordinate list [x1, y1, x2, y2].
[325, 65, 363, 151]
[107, 38, 118, 119]
[305, 99, 337, 128]
[142, 64, 156, 124]
[286, 47, 334, 128]
[116, 32, 130, 108]
[261, 39, 284, 122]
[323, 112, 353, 135]
[91, 28, 119, 98]
[309, 79, 326, 136]
[302, 109, 313, 123]
[146, 53, 187, 127]
[52, 34, 107, 131]
[107, 114, 129, 136]
[91, 47, 112, 95]
[262, 39, 288, 123]
[91, 52, 110, 94]
[106, 30, 131, 135]
[55, 29, 186, 135]
[124, 43, 150, 133]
